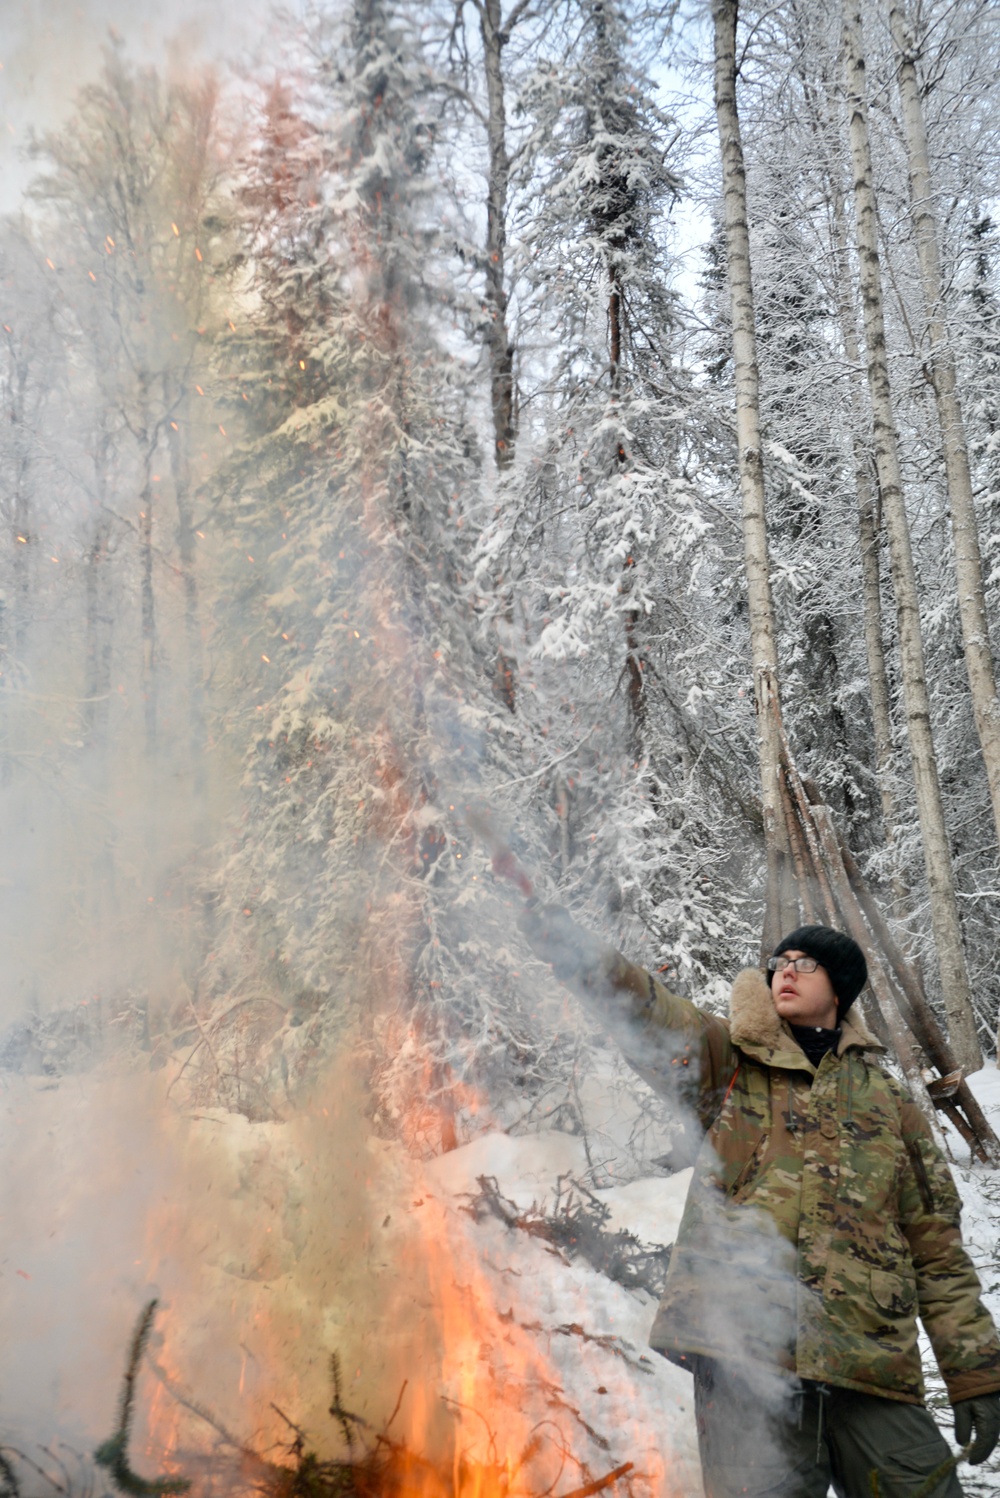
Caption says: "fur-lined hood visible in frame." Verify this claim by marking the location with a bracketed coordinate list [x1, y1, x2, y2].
[729, 965, 881, 1056]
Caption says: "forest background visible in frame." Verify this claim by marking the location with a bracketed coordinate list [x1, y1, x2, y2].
[2, 0, 1000, 1480]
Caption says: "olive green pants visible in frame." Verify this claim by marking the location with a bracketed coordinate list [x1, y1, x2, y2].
[694, 1362, 963, 1498]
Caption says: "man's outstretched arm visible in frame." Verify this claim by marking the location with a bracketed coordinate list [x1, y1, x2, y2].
[518, 903, 736, 1130]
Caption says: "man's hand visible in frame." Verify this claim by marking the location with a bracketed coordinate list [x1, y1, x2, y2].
[953, 1392, 1000, 1464]
[517, 903, 603, 983]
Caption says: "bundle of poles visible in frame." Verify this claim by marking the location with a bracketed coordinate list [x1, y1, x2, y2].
[765, 694, 1000, 1165]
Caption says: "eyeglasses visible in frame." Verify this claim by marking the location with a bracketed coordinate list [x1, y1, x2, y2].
[767, 955, 820, 974]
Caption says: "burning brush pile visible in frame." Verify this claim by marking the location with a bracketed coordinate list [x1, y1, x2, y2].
[0, 1042, 702, 1498]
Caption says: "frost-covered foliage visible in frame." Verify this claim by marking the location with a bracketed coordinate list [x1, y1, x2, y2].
[188, 1, 623, 1136]
[471, 1, 762, 989]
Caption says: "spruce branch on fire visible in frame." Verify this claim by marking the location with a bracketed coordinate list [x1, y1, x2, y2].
[94, 1301, 191, 1498]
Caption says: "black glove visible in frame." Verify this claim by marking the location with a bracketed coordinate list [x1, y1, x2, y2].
[953, 1392, 1000, 1464]
[517, 903, 603, 983]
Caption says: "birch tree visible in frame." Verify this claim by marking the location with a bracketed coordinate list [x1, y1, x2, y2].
[840, 0, 981, 1070]
[712, 0, 790, 948]
[887, 0, 1000, 852]
[31, 48, 221, 761]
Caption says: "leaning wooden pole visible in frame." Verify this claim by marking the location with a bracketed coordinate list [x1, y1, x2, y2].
[771, 703, 1000, 1164]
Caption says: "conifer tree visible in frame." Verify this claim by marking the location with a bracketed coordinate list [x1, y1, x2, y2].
[202, 0, 585, 1135]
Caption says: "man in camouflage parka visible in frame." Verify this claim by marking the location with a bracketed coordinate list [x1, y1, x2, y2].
[520, 909, 1000, 1498]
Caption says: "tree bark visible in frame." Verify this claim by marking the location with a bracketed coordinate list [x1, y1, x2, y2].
[477, 0, 518, 714]
[840, 0, 982, 1071]
[829, 182, 901, 853]
[479, 0, 515, 470]
[713, 0, 792, 951]
[167, 411, 206, 794]
[888, 0, 1000, 852]
[139, 446, 157, 756]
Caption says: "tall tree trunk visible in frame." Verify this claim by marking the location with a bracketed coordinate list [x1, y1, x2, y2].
[607, 251, 646, 748]
[480, 0, 515, 469]
[841, 0, 982, 1071]
[11, 458, 30, 661]
[84, 439, 114, 758]
[167, 412, 206, 794]
[84, 518, 113, 746]
[139, 445, 157, 756]
[713, 0, 792, 951]
[829, 182, 901, 854]
[888, 0, 1000, 850]
[478, 0, 518, 715]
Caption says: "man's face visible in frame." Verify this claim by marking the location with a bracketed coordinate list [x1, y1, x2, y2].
[770, 950, 839, 1030]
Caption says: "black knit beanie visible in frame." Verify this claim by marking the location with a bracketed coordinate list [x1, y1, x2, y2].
[771, 924, 868, 1016]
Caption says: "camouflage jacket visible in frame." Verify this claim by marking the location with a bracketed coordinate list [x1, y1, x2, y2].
[594, 952, 1000, 1405]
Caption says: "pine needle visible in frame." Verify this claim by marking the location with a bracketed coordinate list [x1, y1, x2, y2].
[94, 1300, 191, 1496]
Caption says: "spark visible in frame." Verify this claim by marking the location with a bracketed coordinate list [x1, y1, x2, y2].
[219, 424, 227, 436]
[170, 421, 178, 430]
[50, 556, 58, 563]
[196, 531, 205, 539]
[261, 655, 270, 664]
[88, 271, 96, 282]
[16, 535, 26, 543]
[194, 247, 203, 262]
[46, 258, 55, 270]
[195, 385, 204, 395]
[228, 320, 236, 332]
[171, 222, 179, 236]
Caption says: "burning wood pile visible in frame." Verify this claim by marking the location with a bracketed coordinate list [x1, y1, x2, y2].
[0, 1056, 696, 1498]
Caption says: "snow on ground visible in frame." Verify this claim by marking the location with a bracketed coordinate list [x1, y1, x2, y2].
[419, 1134, 701, 1497]
[415, 1061, 1000, 1498]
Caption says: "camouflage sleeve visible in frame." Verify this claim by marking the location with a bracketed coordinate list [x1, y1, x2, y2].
[895, 1092, 1000, 1403]
[585, 951, 736, 1133]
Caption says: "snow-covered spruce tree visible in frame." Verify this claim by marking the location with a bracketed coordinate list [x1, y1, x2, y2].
[470, 0, 760, 992]
[195, 1, 609, 1147]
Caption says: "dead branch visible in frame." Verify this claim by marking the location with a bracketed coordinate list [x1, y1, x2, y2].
[556, 1462, 634, 1498]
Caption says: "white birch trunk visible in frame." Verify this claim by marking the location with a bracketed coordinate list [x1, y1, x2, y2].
[713, 0, 791, 948]
[841, 0, 982, 1071]
[829, 183, 901, 852]
[888, 0, 1000, 851]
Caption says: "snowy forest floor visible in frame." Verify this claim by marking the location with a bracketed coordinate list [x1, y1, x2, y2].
[0, 1053, 998, 1498]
